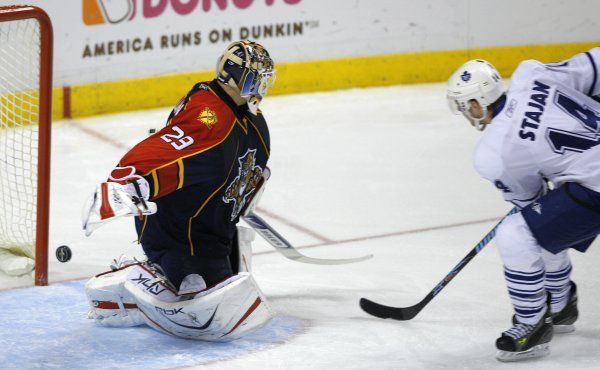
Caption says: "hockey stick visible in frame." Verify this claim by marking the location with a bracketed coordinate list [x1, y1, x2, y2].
[242, 212, 373, 265]
[360, 207, 518, 320]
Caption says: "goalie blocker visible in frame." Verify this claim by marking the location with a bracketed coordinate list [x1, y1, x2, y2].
[85, 227, 272, 341]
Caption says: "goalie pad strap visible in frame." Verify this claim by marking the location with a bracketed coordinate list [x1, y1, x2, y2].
[95, 301, 138, 310]
[222, 296, 262, 337]
[100, 182, 115, 219]
[85, 264, 146, 327]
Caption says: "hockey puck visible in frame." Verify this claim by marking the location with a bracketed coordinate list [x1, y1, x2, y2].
[56, 245, 72, 263]
[148, 128, 156, 134]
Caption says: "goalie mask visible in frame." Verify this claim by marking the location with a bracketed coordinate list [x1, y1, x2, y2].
[216, 40, 276, 111]
[446, 59, 504, 131]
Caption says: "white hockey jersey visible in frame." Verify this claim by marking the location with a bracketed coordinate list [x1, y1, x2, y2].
[474, 48, 600, 208]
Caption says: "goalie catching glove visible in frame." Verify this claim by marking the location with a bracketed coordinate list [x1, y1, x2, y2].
[82, 166, 157, 236]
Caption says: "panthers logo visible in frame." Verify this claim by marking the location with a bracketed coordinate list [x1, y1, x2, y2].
[223, 149, 263, 220]
[198, 107, 218, 129]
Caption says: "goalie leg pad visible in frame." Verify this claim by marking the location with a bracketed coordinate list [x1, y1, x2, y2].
[125, 272, 273, 341]
[85, 264, 145, 327]
[85, 262, 179, 327]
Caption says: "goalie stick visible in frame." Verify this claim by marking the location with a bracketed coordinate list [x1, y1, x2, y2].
[242, 212, 373, 265]
[360, 207, 518, 320]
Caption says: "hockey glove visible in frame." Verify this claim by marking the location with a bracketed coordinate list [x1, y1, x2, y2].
[82, 167, 157, 236]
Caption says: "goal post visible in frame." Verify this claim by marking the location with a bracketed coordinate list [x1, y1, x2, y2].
[0, 6, 53, 286]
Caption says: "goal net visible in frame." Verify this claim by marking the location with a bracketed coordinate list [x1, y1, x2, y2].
[0, 6, 52, 285]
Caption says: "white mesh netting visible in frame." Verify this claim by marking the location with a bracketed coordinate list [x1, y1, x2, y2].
[0, 17, 41, 259]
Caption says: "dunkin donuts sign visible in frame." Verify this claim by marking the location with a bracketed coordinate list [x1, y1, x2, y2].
[79, 0, 313, 59]
[82, 0, 302, 25]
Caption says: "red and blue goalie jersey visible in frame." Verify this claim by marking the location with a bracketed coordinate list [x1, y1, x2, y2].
[114, 80, 270, 259]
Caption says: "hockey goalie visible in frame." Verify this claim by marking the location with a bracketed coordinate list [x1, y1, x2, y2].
[82, 40, 276, 341]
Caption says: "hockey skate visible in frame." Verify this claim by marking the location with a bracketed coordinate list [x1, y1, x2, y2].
[496, 308, 553, 362]
[551, 281, 578, 333]
[511, 282, 578, 334]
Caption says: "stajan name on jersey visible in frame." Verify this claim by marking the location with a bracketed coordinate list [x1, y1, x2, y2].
[519, 80, 551, 141]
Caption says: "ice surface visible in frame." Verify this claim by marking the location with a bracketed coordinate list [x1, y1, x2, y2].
[1, 83, 599, 369]
[0, 281, 305, 370]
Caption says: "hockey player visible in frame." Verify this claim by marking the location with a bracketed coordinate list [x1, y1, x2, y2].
[447, 48, 600, 361]
[81, 40, 276, 341]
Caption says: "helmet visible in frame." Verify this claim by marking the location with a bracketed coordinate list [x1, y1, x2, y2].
[446, 59, 503, 130]
[216, 40, 276, 102]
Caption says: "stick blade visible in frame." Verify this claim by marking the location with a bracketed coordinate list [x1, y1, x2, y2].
[359, 298, 420, 321]
[280, 248, 373, 265]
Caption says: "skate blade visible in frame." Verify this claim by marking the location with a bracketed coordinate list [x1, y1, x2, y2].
[496, 343, 550, 362]
[554, 324, 575, 334]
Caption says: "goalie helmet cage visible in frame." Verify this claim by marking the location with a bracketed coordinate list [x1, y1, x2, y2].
[0, 6, 53, 286]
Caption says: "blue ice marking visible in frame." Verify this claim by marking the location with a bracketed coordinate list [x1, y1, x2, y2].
[0, 280, 304, 370]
